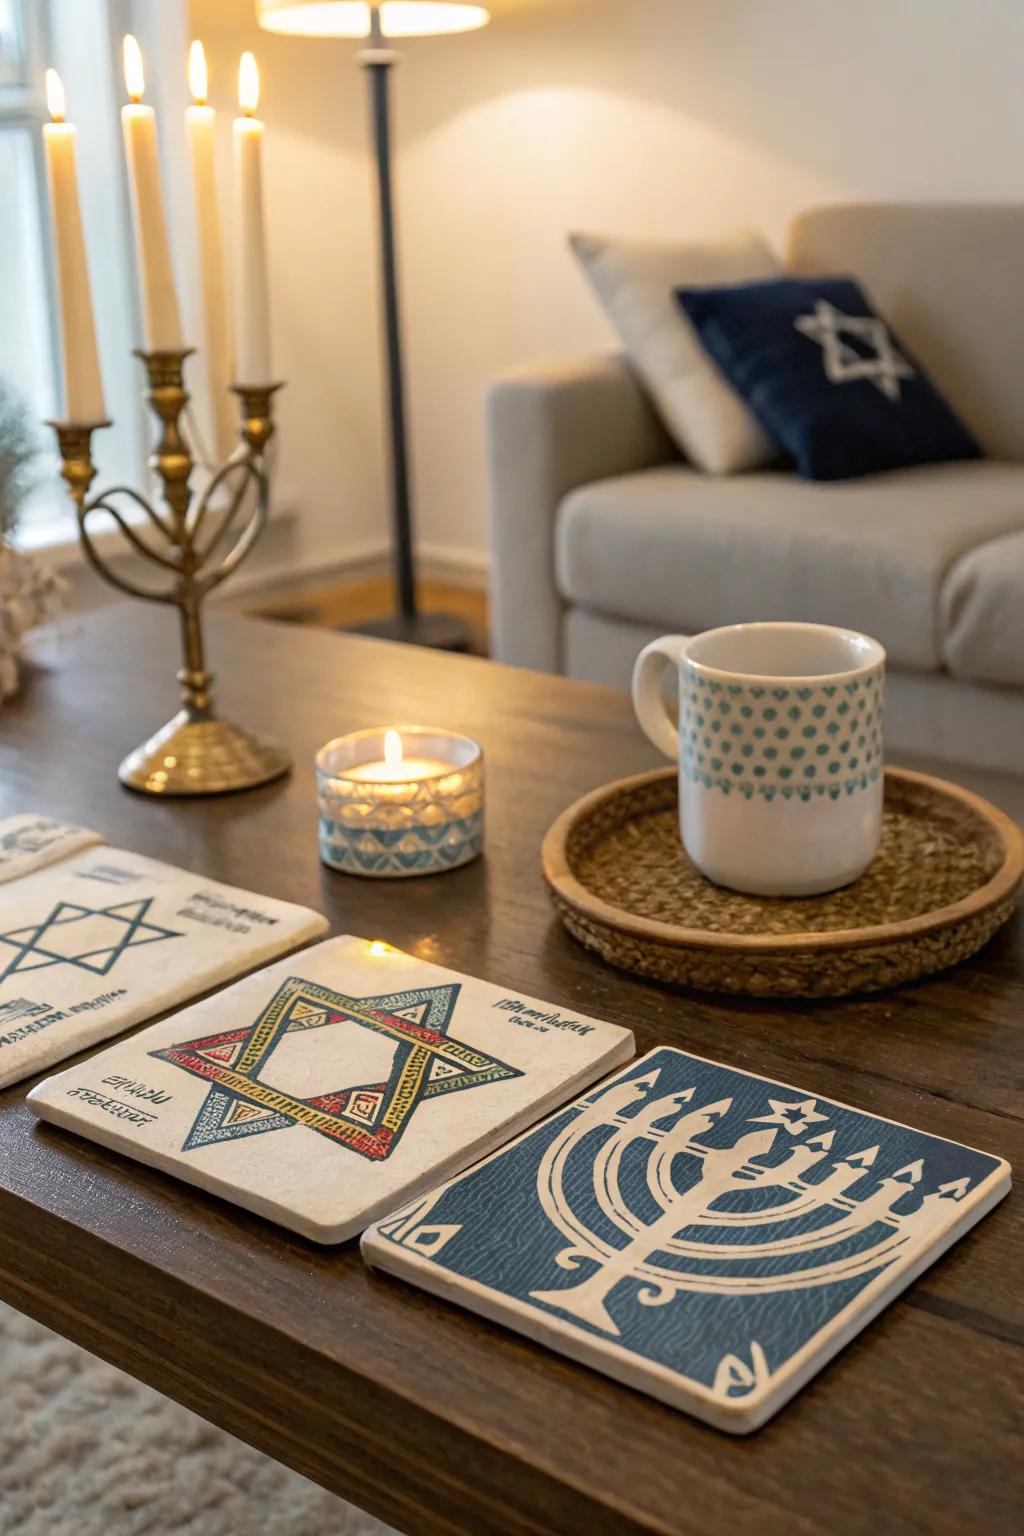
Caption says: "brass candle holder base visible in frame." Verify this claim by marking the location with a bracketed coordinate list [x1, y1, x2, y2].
[118, 708, 291, 797]
[49, 353, 290, 797]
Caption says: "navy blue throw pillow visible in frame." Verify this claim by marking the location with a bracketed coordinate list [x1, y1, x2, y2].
[675, 276, 981, 481]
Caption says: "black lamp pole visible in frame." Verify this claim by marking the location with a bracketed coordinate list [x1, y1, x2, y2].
[353, 10, 472, 651]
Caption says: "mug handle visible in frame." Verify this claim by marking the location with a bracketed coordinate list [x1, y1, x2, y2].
[631, 635, 691, 761]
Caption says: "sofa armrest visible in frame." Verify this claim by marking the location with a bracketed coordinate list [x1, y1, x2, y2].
[486, 354, 676, 673]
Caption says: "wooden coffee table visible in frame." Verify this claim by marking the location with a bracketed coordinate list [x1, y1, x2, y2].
[0, 606, 1021, 1536]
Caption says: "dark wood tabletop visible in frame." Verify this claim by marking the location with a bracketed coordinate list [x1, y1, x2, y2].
[0, 605, 1021, 1536]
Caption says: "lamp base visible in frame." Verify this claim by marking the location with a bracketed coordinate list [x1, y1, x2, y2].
[349, 611, 474, 653]
[119, 710, 292, 796]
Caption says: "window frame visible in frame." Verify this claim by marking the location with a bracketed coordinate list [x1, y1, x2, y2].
[3, 0, 157, 548]
[3, 0, 240, 557]
[0, 0, 62, 420]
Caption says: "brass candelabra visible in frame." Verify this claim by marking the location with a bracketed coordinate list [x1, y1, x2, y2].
[49, 350, 291, 796]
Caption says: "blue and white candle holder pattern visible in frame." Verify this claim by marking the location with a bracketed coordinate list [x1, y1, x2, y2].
[317, 727, 484, 878]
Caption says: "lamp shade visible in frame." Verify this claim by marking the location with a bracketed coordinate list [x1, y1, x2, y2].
[256, 1, 490, 36]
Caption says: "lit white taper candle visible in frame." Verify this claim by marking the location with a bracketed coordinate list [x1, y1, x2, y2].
[232, 51, 272, 385]
[41, 69, 105, 423]
[121, 34, 184, 352]
[185, 40, 233, 453]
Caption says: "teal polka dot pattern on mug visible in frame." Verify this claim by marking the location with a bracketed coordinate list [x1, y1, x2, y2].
[680, 670, 884, 802]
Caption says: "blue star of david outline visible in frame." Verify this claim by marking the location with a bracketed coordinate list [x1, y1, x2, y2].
[0, 898, 183, 984]
[151, 977, 523, 1160]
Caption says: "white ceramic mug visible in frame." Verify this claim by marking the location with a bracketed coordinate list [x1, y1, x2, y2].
[632, 622, 886, 896]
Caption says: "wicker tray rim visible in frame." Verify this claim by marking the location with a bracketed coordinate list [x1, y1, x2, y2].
[542, 765, 1024, 954]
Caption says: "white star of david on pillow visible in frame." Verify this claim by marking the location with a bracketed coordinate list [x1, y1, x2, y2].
[795, 299, 915, 402]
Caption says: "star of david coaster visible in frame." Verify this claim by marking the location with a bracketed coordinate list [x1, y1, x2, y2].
[28, 936, 636, 1242]
[0, 814, 102, 884]
[361, 1047, 1010, 1433]
[0, 844, 327, 1088]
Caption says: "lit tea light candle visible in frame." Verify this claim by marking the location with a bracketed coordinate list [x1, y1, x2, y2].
[316, 727, 484, 878]
[345, 729, 449, 785]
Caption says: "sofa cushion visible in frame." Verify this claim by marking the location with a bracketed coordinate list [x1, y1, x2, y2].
[676, 275, 981, 482]
[562, 608, 1024, 773]
[787, 204, 1024, 463]
[942, 530, 1024, 687]
[569, 229, 781, 474]
[556, 460, 1024, 672]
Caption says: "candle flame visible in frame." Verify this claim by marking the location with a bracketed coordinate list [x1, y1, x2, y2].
[123, 34, 145, 102]
[238, 50, 260, 115]
[188, 40, 208, 105]
[45, 68, 66, 123]
[384, 729, 403, 773]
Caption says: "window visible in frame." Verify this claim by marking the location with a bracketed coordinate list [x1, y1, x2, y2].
[0, 0, 194, 548]
[0, 1, 58, 432]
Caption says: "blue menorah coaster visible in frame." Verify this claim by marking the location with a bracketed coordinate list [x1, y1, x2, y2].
[362, 1047, 1010, 1433]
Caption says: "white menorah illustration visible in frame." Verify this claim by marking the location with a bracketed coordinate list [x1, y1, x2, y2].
[524, 1071, 971, 1337]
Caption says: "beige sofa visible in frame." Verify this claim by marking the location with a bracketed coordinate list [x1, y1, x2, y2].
[486, 205, 1024, 773]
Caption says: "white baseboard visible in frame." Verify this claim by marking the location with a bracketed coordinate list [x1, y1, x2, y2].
[218, 539, 490, 608]
[217, 539, 391, 605]
[417, 543, 490, 589]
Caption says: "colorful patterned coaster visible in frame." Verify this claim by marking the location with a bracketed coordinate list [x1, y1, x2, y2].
[362, 1047, 1010, 1433]
[28, 936, 635, 1242]
[0, 843, 327, 1088]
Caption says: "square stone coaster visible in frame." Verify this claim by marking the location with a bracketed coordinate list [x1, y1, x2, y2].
[362, 1046, 1010, 1434]
[28, 935, 636, 1243]
[1, 844, 327, 1088]
[0, 814, 103, 884]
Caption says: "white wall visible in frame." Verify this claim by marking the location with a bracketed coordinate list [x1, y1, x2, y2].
[192, 0, 1024, 575]
[190, 0, 387, 582]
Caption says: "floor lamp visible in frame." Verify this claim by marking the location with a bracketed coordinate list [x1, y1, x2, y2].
[257, 1, 490, 650]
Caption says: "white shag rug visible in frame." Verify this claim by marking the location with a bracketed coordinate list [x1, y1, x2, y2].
[0, 1301, 400, 1536]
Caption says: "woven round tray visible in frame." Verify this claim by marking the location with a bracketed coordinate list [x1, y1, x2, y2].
[543, 766, 1024, 998]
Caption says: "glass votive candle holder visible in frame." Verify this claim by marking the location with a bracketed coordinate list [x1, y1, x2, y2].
[316, 726, 484, 878]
